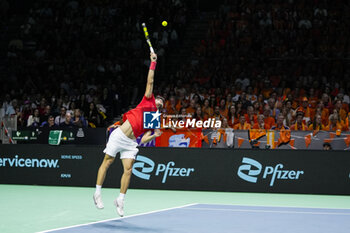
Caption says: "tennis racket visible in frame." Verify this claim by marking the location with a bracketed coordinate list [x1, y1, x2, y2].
[142, 22, 155, 54]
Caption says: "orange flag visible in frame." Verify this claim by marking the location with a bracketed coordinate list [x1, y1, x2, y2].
[304, 134, 311, 148]
[277, 130, 291, 146]
[344, 135, 350, 147]
[217, 129, 226, 143]
[290, 139, 295, 147]
[201, 133, 209, 144]
[249, 129, 266, 141]
[238, 138, 244, 148]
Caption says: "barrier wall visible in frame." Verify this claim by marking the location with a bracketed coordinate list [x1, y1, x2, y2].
[12, 128, 107, 145]
[9, 128, 350, 151]
[1, 145, 349, 195]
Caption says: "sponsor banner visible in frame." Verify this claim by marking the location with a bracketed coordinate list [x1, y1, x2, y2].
[155, 128, 202, 148]
[0, 145, 349, 194]
[131, 148, 350, 194]
[0, 145, 118, 186]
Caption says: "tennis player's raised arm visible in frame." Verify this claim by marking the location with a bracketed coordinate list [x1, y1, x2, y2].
[141, 129, 162, 144]
[145, 53, 157, 98]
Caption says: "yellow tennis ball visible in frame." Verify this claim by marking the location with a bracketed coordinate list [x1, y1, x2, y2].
[162, 21, 168, 27]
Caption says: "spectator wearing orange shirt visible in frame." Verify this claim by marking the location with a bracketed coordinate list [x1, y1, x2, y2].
[283, 100, 294, 126]
[344, 113, 350, 131]
[321, 93, 333, 112]
[327, 113, 343, 131]
[252, 101, 262, 115]
[257, 94, 265, 111]
[219, 98, 228, 119]
[221, 117, 231, 128]
[286, 93, 299, 110]
[165, 96, 178, 115]
[202, 98, 213, 119]
[213, 106, 223, 121]
[193, 106, 204, 121]
[316, 100, 329, 126]
[186, 99, 196, 115]
[261, 79, 273, 98]
[175, 95, 187, 112]
[234, 115, 251, 130]
[253, 114, 270, 129]
[295, 97, 313, 124]
[334, 99, 347, 122]
[308, 114, 327, 130]
[290, 112, 308, 130]
[263, 105, 276, 127]
[227, 105, 239, 128]
[246, 86, 257, 103]
[245, 105, 258, 125]
[271, 114, 290, 130]
[267, 98, 280, 118]
[236, 100, 243, 116]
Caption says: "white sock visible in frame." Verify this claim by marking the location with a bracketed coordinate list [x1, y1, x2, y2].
[95, 185, 102, 195]
[118, 193, 125, 201]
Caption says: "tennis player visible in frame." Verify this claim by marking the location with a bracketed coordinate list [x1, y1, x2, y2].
[93, 52, 164, 217]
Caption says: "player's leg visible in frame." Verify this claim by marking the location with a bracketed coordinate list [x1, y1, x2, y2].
[114, 158, 135, 217]
[114, 145, 138, 217]
[96, 154, 115, 186]
[120, 158, 135, 194]
[93, 154, 115, 209]
[93, 127, 122, 209]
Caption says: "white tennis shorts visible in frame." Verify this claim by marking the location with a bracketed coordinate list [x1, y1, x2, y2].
[103, 128, 139, 159]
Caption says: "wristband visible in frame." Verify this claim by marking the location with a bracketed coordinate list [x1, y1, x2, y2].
[150, 61, 157, 70]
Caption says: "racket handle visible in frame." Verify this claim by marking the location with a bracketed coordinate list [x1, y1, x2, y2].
[150, 47, 155, 53]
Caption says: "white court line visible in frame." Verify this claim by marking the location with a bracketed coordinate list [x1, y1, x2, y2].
[38, 203, 198, 233]
[197, 203, 350, 211]
[184, 207, 350, 216]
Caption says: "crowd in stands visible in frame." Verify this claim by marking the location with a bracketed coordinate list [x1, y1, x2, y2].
[1, 0, 188, 128]
[1, 0, 350, 132]
[159, 0, 350, 131]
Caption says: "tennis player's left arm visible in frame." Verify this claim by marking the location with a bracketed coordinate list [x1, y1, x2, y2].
[145, 53, 157, 98]
[141, 129, 162, 144]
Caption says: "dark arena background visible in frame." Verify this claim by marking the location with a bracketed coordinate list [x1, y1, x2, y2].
[0, 0, 350, 232]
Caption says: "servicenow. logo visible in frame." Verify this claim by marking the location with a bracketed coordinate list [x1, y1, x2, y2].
[0, 155, 59, 168]
[237, 157, 304, 186]
[132, 155, 194, 183]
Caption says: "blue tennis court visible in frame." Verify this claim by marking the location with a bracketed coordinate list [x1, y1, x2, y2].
[41, 204, 350, 233]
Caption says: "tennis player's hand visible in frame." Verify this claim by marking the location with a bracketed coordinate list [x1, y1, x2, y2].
[154, 129, 162, 137]
[150, 53, 157, 62]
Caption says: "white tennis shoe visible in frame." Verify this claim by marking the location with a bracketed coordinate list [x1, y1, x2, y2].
[114, 198, 124, 217]
[93, 193, 104, 209]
